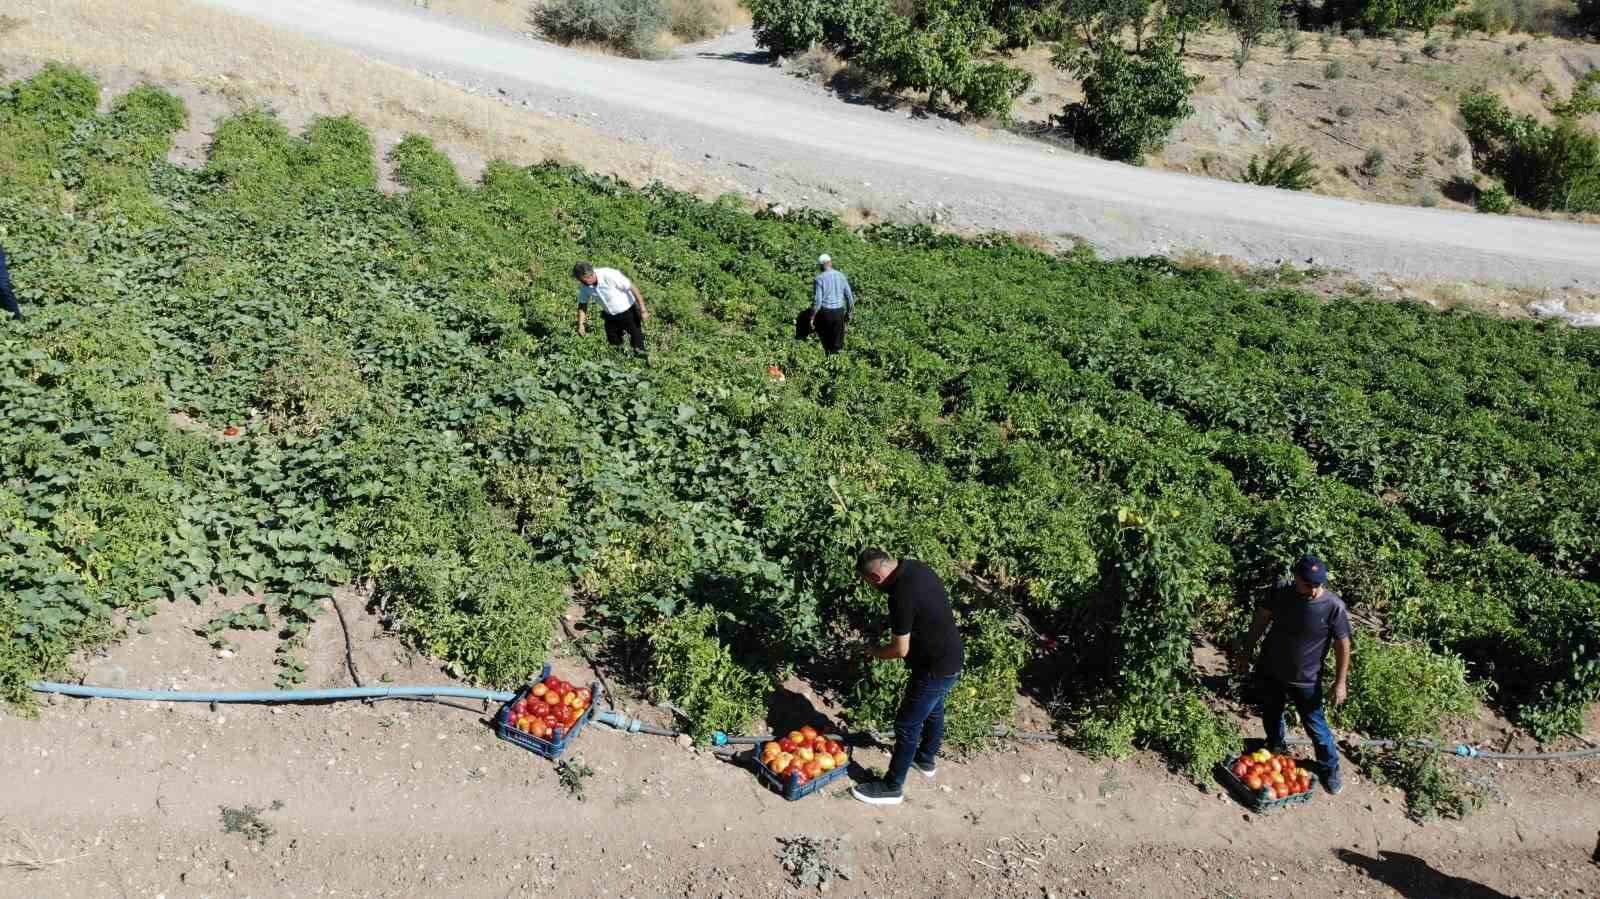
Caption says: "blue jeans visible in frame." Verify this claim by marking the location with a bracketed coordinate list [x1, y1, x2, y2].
[1258, 675, 1340, 780]
[885, 671, 960, 790]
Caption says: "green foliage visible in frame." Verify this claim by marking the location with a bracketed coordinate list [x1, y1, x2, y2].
[1361, 146, 1387, 175]
[1334, 639, 1480, 739]
[387, 134, 462, 192]
[1580, 0, 1600, 36]
[647, 605, 772, 740]
[529, 0, 669, 56]
[5, 69, 1600, 752]
[1325, 0, 1455, 30]
[1242, 145, 1320, 190]
[1460, 89, 1600, 213]
[846, 606, 1029, 752]
[1056, 41, 1200, 163]
[1325, 58, 1346, 78]
[1353, 745, 1489, 820]
[749, 0, 1033, 118]
[1227, 0, 1280, 60]
[1475, 183, 1512, 213]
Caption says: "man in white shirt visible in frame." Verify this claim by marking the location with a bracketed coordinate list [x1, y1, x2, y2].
[573, 261, 649, 354]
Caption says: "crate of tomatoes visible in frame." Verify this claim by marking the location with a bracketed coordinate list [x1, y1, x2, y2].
[1218, 748, 1318, 811]
[495, 664, 598, 761]
[755, 726, 852, 801]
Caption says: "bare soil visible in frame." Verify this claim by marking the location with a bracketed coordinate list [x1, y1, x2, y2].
[3, 593, 1598, 898]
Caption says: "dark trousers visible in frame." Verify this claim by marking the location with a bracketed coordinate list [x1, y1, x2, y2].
[885, 671, 960, 789]
[1257, 673, 1340, 779]
[814, 307, 847, 355]
[602, 304, 645, 353]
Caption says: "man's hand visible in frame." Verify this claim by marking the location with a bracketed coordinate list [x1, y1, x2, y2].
[638, 307, 649, 322]
[1331, 679, 1348, 707]
[577, 316, 588, 337]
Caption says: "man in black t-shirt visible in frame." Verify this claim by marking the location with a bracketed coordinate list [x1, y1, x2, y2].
[1236, 554, 1353, 794]
[851, 548, 965, 806]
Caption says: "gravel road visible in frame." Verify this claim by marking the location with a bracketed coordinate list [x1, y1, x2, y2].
[200, 0, 1600, 289]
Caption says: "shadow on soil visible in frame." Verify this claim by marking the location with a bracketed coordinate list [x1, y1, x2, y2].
[1335, 849, 1514, 899]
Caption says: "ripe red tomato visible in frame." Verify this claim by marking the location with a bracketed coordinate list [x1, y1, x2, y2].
[1282, 757, 1297, 771]
[778, 738, 797, 753]
[800, 726, 818, 740]
[802, 761, 821, 779]
[1245, 774, 1263, 791]
[531, 683, 548, 698]
[1231, 761, 1249, 778]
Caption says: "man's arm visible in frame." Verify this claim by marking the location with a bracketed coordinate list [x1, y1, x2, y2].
[630, 284, 648, 321]
[867, 633, 910, 661]
[843, 276, 855, 318]
[576, 294, 588, 336]
[1234, 606, 1273, 669]
[1331, 637, 1351, 706]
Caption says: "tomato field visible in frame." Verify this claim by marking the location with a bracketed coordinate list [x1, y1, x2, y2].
[3, 64, 1598, 789]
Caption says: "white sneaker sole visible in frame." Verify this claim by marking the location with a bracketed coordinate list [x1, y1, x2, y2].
[913, 765, 937, 779]
[850, 787, 904, 806]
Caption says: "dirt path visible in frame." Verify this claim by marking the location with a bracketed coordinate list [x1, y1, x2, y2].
[188, 0, 1600, 291]
[3, 595, 1598, 898]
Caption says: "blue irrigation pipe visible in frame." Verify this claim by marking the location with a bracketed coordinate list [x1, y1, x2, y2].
[28, 682, 1600, 761]
[28, 682, 516, 704]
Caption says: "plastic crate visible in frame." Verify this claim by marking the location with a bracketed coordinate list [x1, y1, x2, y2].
[1216, 760, 1318, 812]
[752, 738, 853, 801]
[495, 664, 599, 761]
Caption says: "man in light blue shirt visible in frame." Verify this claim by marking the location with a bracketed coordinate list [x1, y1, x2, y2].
[809, 254, 854, 355]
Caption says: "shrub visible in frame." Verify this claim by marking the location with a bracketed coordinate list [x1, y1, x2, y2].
[367, 476, 567, 688]
[1422, 36, 1443, 55]
[1318, 28, 1336, 50]
[1362, 146, 1387, 174]
[529, 0, 669, 57]
[666, 0, 719, 40]
[1581, 0, 1600, 36]
[1056, 40, 1200, 163]
[1242, 144, 1320, 189]
[387, 134, 462, 191]
[1461, 88, 1600, 212]
[1348, 26, 1366, 44]
[1281, 17, 1305, 55]
[647, 605, 771, 740]
[1325, 59, 1346, 78]
[1400, 49, 1412, 61]
[1352, 745, 1488, 820]
[1337, 103, 1357, 118]
[1333, 639, 1480, 739]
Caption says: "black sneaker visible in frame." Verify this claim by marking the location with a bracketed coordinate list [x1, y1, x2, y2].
[851, 781, 904, 806]
[1324, 772, 1344, 795]
[912, 760, 937, 779]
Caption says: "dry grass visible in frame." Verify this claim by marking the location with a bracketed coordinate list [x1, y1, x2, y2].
[386, 0, 750, 42]
[1005, 27, 1600, 216]
[0, 0, 732, 196]
[1, 823, 86, 873]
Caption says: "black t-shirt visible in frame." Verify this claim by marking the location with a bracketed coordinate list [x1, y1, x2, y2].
[1257, 580, 1351, 688]
[886, 559, 964, 677]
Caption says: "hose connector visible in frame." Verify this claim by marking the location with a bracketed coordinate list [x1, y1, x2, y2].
[711, 731, 729, 746]
[1452, 744, 1480, 757]
[595, 709, 644, 733]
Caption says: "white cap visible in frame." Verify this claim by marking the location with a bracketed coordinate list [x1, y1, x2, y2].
[818, 254, 831, 264]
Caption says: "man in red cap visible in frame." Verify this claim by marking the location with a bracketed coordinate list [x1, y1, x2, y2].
[1236, 554, 1352, 794]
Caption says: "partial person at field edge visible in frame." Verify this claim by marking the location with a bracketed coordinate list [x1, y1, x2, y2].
[0, 241, 22, 321]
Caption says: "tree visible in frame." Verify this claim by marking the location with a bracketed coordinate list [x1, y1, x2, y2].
[1056, 40, 1201, 163]
[1227, 0, 1279, 66]
[1162, 0, 1224, 55]
[1580, 0, 1600, 38]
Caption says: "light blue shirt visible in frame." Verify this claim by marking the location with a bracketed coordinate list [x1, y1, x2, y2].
[812, 269, 855, 314]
